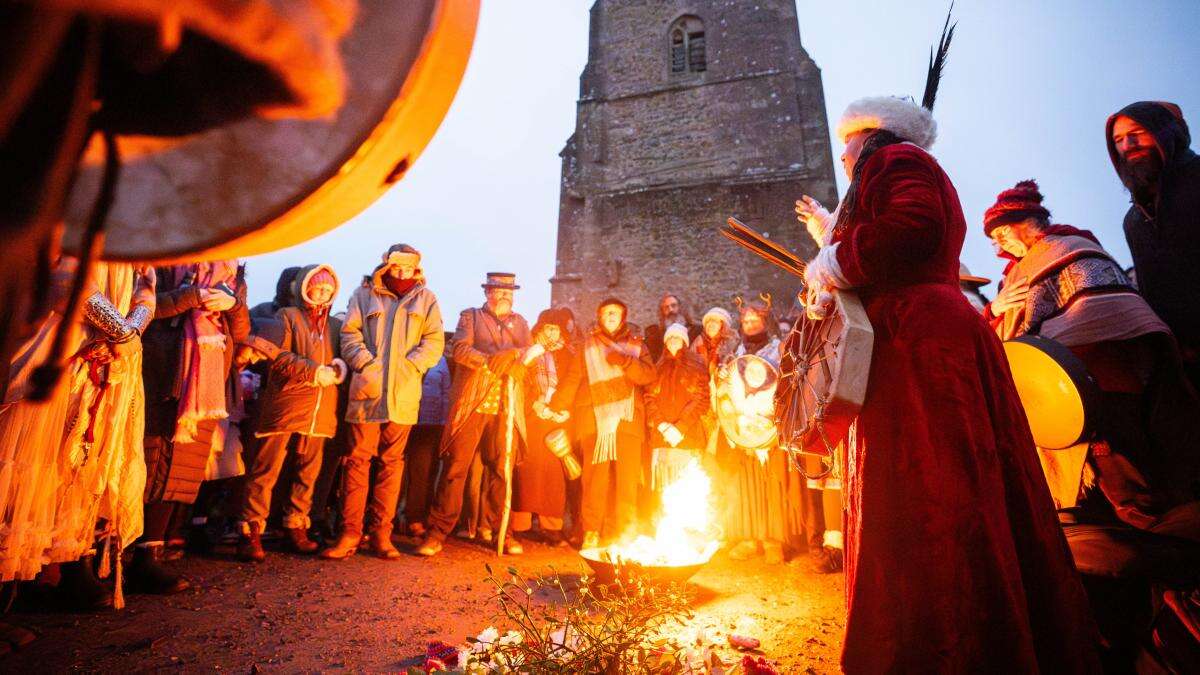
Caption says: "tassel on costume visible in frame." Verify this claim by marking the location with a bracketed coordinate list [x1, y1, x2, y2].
[97, 539, 111, 579]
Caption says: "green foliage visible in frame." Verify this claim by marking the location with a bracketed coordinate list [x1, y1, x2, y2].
[462, 563, 697, 673]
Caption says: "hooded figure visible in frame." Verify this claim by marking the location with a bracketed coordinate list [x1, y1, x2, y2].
[801, 95, 1100, 673]
[548, 298, 656, 549]
[1106, 101, 1200, 387]
[237, 264, 345, 561]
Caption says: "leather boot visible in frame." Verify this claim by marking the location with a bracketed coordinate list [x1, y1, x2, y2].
[237, 523, 266, 563]
[368, 529, 401, 560]
[319, 533, 361, 560]
[415, 534, 444, 557]
[285, 527, 318, 555]
[56, 554, 113, 611]
[126, 544, 190, 595]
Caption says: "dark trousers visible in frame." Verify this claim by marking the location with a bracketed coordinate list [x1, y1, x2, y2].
[403, 424, 443, 527]
[427, 414, 507, 539]
[338, 422, 411, 537]
[241, 433, 325, 530]
[1064, 505, 1200, 671]
[580, 434, 642, 537]
[1064, 502, 1200, 585]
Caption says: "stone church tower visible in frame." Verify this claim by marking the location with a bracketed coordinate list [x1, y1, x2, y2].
[551, 0, 838, 328]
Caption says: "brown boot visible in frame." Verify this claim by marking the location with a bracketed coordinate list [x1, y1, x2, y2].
[368, 530, 401, 560]
[237, 523, 266, 563]
[319, 533, 361, 560]
[285, 527, 318, 555]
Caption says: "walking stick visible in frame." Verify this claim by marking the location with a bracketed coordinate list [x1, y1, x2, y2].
[496, 376, 515, 556]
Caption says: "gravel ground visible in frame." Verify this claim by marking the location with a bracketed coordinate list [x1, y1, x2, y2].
[4, 536, 844, 673]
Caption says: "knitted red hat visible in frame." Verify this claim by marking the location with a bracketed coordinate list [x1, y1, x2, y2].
[983, 179, 1051, 236]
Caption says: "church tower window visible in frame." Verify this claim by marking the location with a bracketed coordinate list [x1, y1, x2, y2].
[669, 16, 706, 75]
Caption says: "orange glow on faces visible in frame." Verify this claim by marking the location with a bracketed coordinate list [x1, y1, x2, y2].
[1112, 116, 1158, 163]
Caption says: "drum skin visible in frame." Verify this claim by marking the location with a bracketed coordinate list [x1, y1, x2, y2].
[715, 354, 780, 451]
[1003, 335, 1101, 450]
[64, 0, 480, 263]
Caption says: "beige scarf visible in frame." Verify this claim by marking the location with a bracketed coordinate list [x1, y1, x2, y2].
[583, 334, 638, 464]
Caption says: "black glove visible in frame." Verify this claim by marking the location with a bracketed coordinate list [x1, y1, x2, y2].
[605, 350, 631, 367]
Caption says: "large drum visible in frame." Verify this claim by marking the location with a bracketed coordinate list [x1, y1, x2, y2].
[1003, 335, 1102, 450]
[776, 289, 874, 460]
[63, 0, 480, 263]
[715, 354, 781, 451]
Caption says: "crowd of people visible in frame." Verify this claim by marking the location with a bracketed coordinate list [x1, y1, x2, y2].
[0, 96, 1197, 671]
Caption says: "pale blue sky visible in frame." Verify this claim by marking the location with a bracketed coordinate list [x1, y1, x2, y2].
[245, 0, 1200, 321]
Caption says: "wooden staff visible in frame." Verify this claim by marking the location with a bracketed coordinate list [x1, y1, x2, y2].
[496, 376, 516, 556]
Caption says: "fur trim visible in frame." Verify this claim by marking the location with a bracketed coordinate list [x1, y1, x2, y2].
[804, 242, 851, 290]
[837, 96, 937, 150]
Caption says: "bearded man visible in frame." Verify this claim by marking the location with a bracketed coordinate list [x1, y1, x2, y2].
[1108, 102, 1200, 388]
[417, 273, 530, 556]
[643, 293, 699, 362]
[795, 96, 1100, 672]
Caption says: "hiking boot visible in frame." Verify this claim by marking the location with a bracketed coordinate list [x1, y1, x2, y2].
[285, 527, 319, 555]
[56, 554, 113, 611]
[126, 544, 190, 595]
[416, 535, 444, 557]
[503, 536, 524, 555]
[368, 530, 402, 560]
[237, 523, 266, 563]
[814, 545, 844, 574]
[319, 533, 361, 560]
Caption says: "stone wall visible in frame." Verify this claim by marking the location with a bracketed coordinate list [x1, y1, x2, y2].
[553, 0, 838, 329]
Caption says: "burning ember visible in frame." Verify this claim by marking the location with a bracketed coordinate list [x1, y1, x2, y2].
[588, 459, 721, 569]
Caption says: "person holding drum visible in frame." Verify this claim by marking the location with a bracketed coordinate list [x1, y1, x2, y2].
[712, 295, 806, 565]
[797, 92, 1100, 671]
[983, 179, 1200, 668]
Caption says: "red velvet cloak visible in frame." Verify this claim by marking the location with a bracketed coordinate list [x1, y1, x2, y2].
[832, 143, 1100, 673]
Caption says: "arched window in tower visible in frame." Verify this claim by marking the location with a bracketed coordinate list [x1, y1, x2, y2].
[668, 16, 706, 75]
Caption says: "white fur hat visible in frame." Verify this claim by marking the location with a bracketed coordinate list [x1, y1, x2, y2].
[836, 96, 937, 150]
[663, 322, 689, 345]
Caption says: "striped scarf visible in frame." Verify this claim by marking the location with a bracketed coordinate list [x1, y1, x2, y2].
[583, 334, 638, 464]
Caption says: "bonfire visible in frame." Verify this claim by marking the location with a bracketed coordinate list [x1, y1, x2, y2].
[582, 459, 722, 577]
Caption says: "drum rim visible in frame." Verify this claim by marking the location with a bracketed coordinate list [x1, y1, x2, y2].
[69, 0, 480, 263]
[1008, 334, 1103, 449]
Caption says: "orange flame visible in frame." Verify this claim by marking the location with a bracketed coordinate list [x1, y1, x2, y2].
[604, 459, 721, 568]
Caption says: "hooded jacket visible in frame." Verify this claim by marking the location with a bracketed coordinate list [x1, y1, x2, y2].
[340, 262, 444, 425]
[1107, 102, 1200, 357]
[257, 264, 342, 438]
